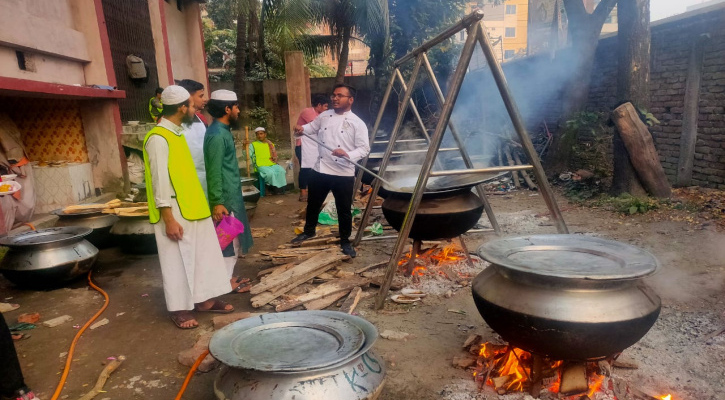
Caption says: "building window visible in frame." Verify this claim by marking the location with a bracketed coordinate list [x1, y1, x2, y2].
[505, 27, 516, 38]
[505, 5, 517, 14]
[504, 50, 516, 59]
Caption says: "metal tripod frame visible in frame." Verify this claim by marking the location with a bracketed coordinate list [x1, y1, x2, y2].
[354, 11, 569, 309]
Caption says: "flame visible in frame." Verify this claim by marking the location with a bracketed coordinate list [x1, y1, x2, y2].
[397, 243, 467, 277]
[587, 373, 605, 397]
[658, 395, 672, 400]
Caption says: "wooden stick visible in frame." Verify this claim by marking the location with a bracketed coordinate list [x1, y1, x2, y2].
[78, 355, 126, 400]
[339, 287, 363, 314]
[512, 151, 537, 189]
[504, 147, 520, 188]
[245, 126, 251, 178]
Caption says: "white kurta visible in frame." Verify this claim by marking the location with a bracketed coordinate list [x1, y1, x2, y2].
[183, 115, 208, 196]
[145, 119, 229, 312]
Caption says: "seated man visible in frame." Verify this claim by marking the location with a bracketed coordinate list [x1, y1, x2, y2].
[249, 127, 287, 194]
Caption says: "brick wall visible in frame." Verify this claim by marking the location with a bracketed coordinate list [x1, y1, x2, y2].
[586, 6, 725, 188]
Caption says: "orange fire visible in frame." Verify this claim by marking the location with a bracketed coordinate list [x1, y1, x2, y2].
[398, 243, 467, 276]
[658, 395, 672, 400]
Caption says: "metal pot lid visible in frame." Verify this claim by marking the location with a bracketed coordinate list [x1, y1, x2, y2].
[382, 171, 507, 194]
[51, 208, 104, 217]
[477, 234, 659, 281]
[240, 177, 256, 184]
[210, 311, 367, 372]
[0, 227, 93, 247]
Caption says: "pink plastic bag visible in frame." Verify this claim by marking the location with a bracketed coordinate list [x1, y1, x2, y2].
[215, 214, 244, 250]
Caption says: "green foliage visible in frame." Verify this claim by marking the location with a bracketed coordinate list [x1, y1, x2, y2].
[637, 106, 661, 126]
[565, 111, 613, 177]
[246, 107, 276, 138]
[596, 194, 660, 215]
[202, 15, 236, 69]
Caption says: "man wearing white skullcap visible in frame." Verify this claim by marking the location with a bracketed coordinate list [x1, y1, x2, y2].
[177, 79, 209, 195]
[142, 85, 234, 329]
[203, 89, 254, 294]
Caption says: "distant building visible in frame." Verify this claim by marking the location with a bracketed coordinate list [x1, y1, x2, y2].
[311, 25, 370, 77]
[686, 0, 725, 12]
[0, 0, 208, 213]
[458, 0, 529, 67]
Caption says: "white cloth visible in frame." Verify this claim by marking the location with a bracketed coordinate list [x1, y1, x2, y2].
[183, 115, 208, 195]
[302, 109, 370, 176]
[300, 134, 319, 169]
[145, 118, 229, 312]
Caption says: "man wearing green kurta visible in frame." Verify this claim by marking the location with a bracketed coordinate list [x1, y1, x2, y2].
[203, 90, 254, 292]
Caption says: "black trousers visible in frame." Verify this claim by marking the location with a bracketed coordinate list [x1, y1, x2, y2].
[304, 170, 354, 244]
[0, 312, 26, 397]
[295, 146, 311, 190]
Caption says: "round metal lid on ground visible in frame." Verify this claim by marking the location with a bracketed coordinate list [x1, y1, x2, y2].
[210, 311, 367, 372]
[477, 234, 659, 281]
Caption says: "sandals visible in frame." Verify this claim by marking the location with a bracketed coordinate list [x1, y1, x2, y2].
[195, 299, 234, 314]
[231, 277, 251, 293]
[170, 311, 198, 330]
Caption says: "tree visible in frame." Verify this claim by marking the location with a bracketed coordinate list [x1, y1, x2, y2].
[545, 0, 619, 173]
[611, 0, 650, 195]
[233, 0, 251, 96]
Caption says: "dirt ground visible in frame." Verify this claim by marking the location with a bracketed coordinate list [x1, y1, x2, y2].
[1, 189, 723, 400]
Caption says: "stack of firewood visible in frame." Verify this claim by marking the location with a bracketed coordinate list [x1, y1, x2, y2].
[62, 199, 149, 217]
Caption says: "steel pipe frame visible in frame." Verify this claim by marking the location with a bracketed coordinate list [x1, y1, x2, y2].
[374, 23, 482, 309]
[353, 55, 427, 247]
[429, 165, 534, 177]
[420, 52, 500, 234]
[474, 25, 568, 234]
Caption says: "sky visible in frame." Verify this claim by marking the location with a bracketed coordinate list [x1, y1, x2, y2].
[650, 0, 725, 21]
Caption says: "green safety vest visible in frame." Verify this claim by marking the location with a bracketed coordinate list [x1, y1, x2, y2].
[149, 97, 163, 121]
[251, 141, 275, 168]
[142, 126, 211, 223]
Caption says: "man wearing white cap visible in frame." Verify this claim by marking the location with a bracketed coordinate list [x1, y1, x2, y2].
[249, 126, 288, 193]
[178, 79, 209, 195]
[203, 89, 254, 293]
[142, 85, 234, 329]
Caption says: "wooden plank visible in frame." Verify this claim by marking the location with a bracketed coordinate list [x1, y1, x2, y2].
[257, 262, 296, 278]
[250, 260, 345, 308]
[339, 287, 363, 314]
[612, 103, 672, 198]
[251, 252, 348, 294]
[275, 276, 369, 312]
[354, 261, 386, 274]
[303, 290, 350, 311]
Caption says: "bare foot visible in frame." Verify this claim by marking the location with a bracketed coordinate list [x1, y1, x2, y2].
[230, 277, 251, 293]
[170, 311, 198, 329]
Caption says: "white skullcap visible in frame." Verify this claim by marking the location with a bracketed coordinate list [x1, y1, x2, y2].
[210, 89, 238, 101]
[254, 127, 266, 132]
[160, 85, 190, 106]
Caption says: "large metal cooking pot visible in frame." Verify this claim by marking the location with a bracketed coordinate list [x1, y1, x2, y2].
[52, 209, 119, 248]
[110, 215, 157, 255]
[0, 227, 99, 288]
[211, 310, 385, 400]
[472, 234, 661, 360]
[380, 172, 505, 240]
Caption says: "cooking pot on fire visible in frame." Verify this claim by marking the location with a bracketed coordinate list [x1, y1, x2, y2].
[210, 310, 385, 400]
[381, 172, 505, 240]
[0, 227, 99, 288]
[110, 215, 157, 255]
[472, 234, 661, 360]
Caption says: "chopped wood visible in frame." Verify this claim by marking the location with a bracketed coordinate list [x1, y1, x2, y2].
[270, 252, 317, 265]
[612, 102, 672, 198]
[492, 375, 512, 391]
[290, 237, 340, 247]
[78, 355, 126, 400]
[103, 206, 148, 215]
[613, 354, 640, 369]
[452, 355, 477, 369]
[315, 272, 337, 280]
[354, 261, 386, 274]
[251, 252, 348, 295]
[256, 262, 296, 278]
[275, 276, 370, 312]
[303, 290, 350, 310]
[339, 287, 363, 314]
[462, 334, 482, 351]
[440, 266, 462, 282]
[251, 227, 275, 238]
[560, 363, 588, 395]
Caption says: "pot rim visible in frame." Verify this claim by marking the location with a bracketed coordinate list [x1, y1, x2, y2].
[477, 234, 660, 282]
[0, 226, 92, 248]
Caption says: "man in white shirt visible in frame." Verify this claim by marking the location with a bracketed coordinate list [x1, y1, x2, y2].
[292, 84, 370, 258]
[178, 79, 209, 195]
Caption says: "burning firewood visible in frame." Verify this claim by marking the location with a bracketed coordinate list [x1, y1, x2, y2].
[559, 363, 588, 395]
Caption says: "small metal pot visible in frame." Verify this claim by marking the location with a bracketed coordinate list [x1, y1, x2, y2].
[110, 215, 157, 255]
[0, 227, 99, 288]
[242, 185, 260, 204]
[52, 210, 119, 249]
[472, 235, 661, 360]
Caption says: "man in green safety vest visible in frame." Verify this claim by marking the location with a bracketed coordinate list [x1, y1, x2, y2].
[148, 87, 163, 122]
[249, 127, 288, 194]
[143, 85, 234, 329]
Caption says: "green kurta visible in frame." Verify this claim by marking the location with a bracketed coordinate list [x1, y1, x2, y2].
[204, 120, 253, 256]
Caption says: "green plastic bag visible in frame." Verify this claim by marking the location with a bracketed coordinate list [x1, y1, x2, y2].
[369, 222, 383, 236]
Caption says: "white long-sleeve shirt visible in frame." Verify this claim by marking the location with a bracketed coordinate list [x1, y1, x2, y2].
[182, 115, 208, 195]
[302, 109, 370, 177]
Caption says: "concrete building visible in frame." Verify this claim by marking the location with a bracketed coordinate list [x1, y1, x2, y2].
[459, 0, 529, 67]
[0, 0, 208, 214]
[312, 25, 371, 77]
